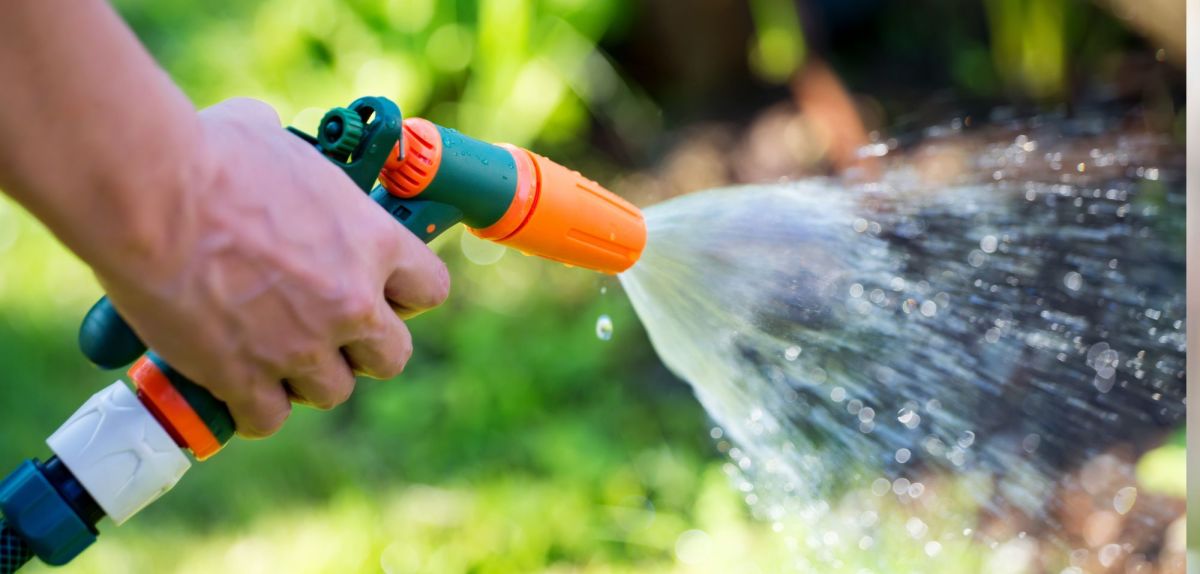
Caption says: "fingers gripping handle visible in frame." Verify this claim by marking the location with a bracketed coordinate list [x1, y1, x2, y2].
[76, 97, 406, 457]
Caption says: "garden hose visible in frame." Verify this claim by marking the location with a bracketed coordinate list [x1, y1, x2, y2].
[0, 95, 646, 571]
[0, 519, 33, 574]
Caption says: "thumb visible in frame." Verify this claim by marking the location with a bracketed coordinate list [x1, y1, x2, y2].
[199, 97, 281, 127]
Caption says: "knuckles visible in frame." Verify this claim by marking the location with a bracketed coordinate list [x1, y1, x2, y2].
[428, 263, 452, 308]
[337, 286, 380, 328]
[279, 344, 326, 374]
[237, 394, 291, 439]
[307, 381, 353, 411]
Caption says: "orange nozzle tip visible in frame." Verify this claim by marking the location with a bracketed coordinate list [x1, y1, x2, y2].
[381, 118, 442, 198]
[482, 149, 646, 275]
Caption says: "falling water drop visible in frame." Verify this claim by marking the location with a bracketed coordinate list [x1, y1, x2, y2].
[1063, 271, 1083, 291]
[920, 301, 938, 317]
[595, 315, 613, 341]
[980, 235, 998, 253]
[1113, 487, 1137, 515]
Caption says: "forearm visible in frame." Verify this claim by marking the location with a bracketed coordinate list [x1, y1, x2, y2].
[0, 0, 202, 274]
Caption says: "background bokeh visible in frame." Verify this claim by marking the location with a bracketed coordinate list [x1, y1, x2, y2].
[0, 0, 1185, 572]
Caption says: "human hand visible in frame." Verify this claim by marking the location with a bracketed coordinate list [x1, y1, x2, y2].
[93, 98, 450, 438]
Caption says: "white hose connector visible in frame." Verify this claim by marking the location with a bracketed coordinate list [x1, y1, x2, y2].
[46, 381, 191, 525]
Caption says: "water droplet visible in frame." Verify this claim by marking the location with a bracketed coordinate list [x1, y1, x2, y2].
[460, 229, 507, 265]
[980, 235, 998, 253]
[1113, 486, 1137, 514]
[925, 541, 942, 557]
[595, 315, 613, 341]
[1022, 433, 1041, 453]
[957, 430, 976, 448]
[895, 448, 912, 463]
[1064, 271, 1083, 291]
[968, 250, 987, 267]
[849, 283, 864, 298]
[920, 301, 938, 317]
[905, 516, 928, 538]
[783, 345, 801, 361]
[1098, 543, 1122, 567]
[869, 289, 886, 304]
[674, 530, 712, 565]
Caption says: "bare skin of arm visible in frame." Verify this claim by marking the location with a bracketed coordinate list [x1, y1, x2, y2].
[0, 0, 449, 437]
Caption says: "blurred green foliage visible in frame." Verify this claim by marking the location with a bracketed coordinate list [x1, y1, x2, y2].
[0, 2, 773, 570]
[112, 0, 657, 152]
[1, 0, 755, 569]
[983, 0, 1070, 99]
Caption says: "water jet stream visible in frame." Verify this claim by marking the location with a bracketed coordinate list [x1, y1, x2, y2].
[619, 119, 1185, 571]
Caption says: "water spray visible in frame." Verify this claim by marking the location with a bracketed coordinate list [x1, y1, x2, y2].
[0, 96, 645, 572]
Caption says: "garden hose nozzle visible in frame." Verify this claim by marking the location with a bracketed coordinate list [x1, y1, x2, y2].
[377, 118, 646, 274]
[0, 96, 644, 572]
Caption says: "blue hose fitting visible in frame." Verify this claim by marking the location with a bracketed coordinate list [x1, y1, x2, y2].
[0, 460, 96, 566]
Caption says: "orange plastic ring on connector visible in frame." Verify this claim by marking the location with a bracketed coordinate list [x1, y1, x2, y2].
[128, 357, 222, 460]
[472, 144, 538, 241]
[381, 118, 443, 198]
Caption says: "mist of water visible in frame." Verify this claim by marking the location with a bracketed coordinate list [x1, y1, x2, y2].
[619, 120, 1185, 572]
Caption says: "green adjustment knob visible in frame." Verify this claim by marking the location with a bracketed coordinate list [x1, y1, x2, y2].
[318, 107, 365, 160]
